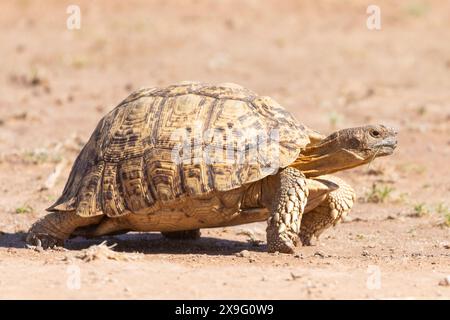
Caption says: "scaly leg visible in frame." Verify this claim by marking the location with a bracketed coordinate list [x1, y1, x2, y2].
[299, 175, 355, 246]
[26, 211, 102, 249]
[266, 167, 308, 254]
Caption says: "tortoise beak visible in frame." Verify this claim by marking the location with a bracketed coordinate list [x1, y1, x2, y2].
[373, 132, 398, 156]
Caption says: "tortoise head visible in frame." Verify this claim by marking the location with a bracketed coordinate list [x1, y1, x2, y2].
[291, 124, 398, 177]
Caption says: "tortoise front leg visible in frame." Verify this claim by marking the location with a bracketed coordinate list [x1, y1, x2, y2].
[26, 211, 102, 249]
[299, 175, 355, 246]
[266, 167, 308, 254]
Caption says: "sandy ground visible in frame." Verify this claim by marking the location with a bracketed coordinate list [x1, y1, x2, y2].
[0, 0, 449, 299]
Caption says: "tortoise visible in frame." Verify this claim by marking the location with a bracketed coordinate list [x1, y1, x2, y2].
[26, 82, 397, 253]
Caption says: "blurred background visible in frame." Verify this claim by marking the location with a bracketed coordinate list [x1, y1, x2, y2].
[0, 0, 449, 299]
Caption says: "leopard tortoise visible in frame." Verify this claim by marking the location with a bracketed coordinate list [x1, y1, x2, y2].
[27, 82, 397, 253]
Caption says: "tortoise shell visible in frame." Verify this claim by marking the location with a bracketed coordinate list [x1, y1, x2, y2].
[48, 82, 311, 217]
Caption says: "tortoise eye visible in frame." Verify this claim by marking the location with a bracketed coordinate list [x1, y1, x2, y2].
[370, 129, 380, 138]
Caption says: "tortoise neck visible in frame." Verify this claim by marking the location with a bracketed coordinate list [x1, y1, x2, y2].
[290, 134, 367, 177]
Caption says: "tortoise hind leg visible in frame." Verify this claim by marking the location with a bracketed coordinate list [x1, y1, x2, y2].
[161, 229, 201, 240]
[26, 211, 102, 249]
[299, 175, 355, 246]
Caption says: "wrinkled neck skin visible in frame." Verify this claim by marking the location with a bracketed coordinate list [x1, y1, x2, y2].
[290, 131, 370, 177]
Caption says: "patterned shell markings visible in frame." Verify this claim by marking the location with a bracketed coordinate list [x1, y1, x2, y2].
[48, 83, 310, 217]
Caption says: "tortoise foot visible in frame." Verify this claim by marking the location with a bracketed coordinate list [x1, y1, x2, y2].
[267, 236, 296, 254]
[266, 225, 296, 254]
[26, 231, 64, 249]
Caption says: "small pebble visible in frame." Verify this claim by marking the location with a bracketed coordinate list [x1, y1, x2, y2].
[235, 250, 250, 258]
[438, 276, 450, 287]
